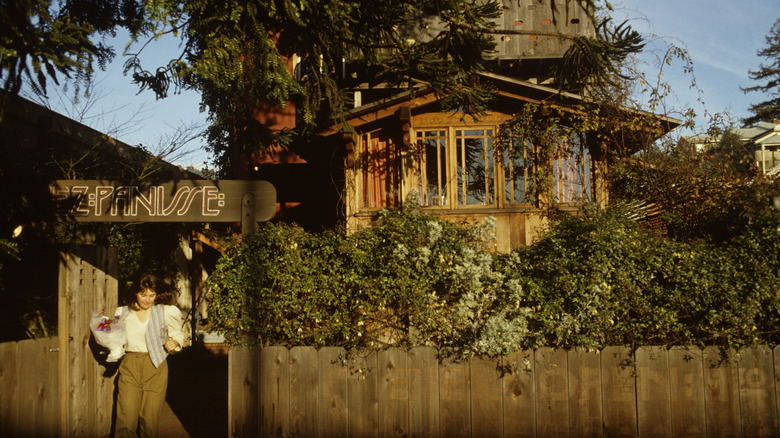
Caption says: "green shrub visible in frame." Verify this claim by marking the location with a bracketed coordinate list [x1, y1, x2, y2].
[207, 203, 780, 358]
[498, 206, 780, 351]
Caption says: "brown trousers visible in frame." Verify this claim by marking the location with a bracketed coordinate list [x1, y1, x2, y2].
[115, 352, 169, 438]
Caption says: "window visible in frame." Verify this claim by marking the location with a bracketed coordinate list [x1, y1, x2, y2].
[360, 131, 399, 208]
[757, 145, 780, 175]
[359, 123, 591, 211]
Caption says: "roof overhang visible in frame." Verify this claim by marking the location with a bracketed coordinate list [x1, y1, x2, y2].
[319, 72, 682, 139]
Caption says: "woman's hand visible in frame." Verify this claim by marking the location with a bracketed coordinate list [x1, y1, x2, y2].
[164, 339, 180, 352]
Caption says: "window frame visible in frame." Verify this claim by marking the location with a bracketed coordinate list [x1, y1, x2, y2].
[358, 130, 400, 210]
[355, 123, 592, 211]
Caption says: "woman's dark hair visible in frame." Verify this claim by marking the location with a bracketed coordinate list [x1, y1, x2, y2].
[124, 273, 180, 308]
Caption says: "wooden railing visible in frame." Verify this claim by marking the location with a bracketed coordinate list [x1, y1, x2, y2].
[229, 345, 780, 437]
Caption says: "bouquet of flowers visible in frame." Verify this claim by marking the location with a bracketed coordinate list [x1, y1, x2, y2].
[89, 309, 127, 362]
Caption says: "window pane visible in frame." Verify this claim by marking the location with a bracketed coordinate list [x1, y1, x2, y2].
[504, 137, 532, 204]
[417, 130, 448, 206]
[456, 129, 494, 205]
[553, 132, 591, 202]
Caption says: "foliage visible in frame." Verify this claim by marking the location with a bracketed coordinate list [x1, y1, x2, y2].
[742, 17, 780, 125]
[0, 0, 141, 98]
[609, 128, 780, 243]
[499, 206, 780, 351]
[553, 18, 645, 91]
[1, 0, 648, 174]
[208, 204, 529, 359]
[207, 201, 780, 358]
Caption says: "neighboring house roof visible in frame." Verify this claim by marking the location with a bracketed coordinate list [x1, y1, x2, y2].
[687, 121, 780, 176]
[748, 122, 780, 147]
[0, 90, 199, 182]
[689, 121, 780, 147]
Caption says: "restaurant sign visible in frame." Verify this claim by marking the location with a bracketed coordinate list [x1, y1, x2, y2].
[50, 180, 276, 223]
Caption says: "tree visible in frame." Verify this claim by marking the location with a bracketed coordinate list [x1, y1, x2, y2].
[0, 0, 145, 99]
[125, 0, 644, 173]
[742, 17, 780, 125]
[2, 1, 646, 173]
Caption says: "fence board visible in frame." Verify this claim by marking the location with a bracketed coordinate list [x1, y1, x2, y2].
[568, 349, 602, 437]
[470, 355, 503, 438]
[378, 348, 410, 438]
[319, 346, 348, 438]
[347, 351, 378, 438]
[80, 255, 98, 437]
[637, 346, 672, 437]
[17, 338, 59, 437]
[536, 347, 568, 438]
[260, 346, 290, 438]
[703, 347, 741, 438]
[502, 350, 536, 438]
[409, 347, 439, 438]
[0, 341, 20, 437]
[93, 246, 117, 432]
[229, 344, 260, 437]
[738, 346, 778, 437]
[290, 346, 319, 438]
[439, 357, 470, 438]
[776, 346, 780, 436]
[600, 346, 636, 438]
[669, 347, 706, 437]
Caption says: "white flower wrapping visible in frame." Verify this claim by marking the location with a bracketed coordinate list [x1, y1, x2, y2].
[89, 310, 127, 362]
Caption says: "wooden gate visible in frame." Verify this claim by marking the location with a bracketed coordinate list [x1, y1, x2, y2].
[58, 244, 118, 437]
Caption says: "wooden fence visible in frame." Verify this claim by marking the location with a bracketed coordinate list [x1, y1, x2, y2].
[0, 245, 117, 438]
[229, 345, 780, 438]
[0, 337, 60, 437]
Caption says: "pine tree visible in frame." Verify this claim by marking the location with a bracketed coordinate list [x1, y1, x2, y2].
[742, 17, 780, 125]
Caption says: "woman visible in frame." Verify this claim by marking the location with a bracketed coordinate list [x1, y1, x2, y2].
[115, 274, 185, 438]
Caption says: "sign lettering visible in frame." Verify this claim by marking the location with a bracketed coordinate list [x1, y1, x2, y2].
[50, 180, 276, 223]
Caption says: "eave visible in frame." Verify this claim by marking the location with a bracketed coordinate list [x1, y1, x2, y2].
[318, 72, 682, 139]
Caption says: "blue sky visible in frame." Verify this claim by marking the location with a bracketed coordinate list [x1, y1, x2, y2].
[36, 2, 780, 167]
[612, 0, 780, 134]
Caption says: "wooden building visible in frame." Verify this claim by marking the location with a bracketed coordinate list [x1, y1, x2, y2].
[247, 0, 680, 250]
